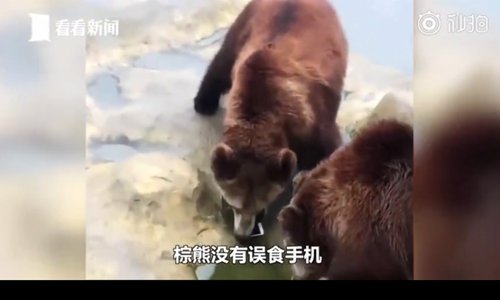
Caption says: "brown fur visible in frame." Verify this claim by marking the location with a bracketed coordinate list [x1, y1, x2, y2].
[414, 111, 500, 280]
[278, 120, 413, 280]
[194, 0, 348, 238]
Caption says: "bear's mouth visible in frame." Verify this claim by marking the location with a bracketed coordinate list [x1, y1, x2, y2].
[221, 196, 267, 239]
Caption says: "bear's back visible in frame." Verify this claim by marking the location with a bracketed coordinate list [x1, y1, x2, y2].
[233, 0, 347, 89]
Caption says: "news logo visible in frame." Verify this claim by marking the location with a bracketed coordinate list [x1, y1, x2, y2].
[29, 13, 120, 42]
[29, 14, 51, 42]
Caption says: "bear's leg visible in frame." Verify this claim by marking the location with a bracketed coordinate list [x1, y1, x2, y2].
[297, 122, 342, 171]
[322, 122, 343, 156]
[194, 49, 234, 116]
[193, 0, 256, 116]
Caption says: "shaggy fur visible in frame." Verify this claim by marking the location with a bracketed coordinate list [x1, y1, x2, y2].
[414, 111, 500, 280]
[279, 120, 413, 280]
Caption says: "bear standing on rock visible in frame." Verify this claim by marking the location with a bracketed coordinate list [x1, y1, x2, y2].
[279, 120, 413, 280]
[193, 0, 348, 240]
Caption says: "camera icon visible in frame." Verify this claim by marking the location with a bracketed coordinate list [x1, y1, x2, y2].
[418, 11, 441, 36]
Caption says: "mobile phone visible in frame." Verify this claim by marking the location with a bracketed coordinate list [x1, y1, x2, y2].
[250, 222, 264, 237]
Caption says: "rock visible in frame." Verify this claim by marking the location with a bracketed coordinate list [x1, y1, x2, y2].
[368, 92, 412, 123]
[347, 92, 413, 137]
[345, 54, 412, 93]
[86, 152, 234, 279]
[337, 89, 387, 137]
[92, 144, 138, 163]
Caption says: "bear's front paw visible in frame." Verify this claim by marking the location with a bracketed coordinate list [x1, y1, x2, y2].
[194, 96, 219, 116]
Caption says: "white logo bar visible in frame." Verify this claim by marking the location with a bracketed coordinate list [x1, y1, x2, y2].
[29, 13, 51, 42]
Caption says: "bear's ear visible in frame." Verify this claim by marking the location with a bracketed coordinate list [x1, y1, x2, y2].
[211, 143, 240, 181]
[269, 149, 297, 182]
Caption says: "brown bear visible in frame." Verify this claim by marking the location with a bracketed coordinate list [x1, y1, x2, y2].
[278, 119, 413, 280]
[414, 110, 500, 280]
[194, 0, 348, 239]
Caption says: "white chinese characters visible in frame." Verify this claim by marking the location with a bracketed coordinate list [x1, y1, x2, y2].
[55, 18, 120, 37]
[172, 245, 322, 265]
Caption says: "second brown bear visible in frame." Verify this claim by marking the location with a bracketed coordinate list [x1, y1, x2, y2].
[279, 120, 413, 280]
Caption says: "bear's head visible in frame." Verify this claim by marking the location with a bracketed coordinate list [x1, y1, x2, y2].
[211, 143, 296, 240]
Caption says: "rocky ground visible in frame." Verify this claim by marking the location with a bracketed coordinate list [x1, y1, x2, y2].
[85, 0, 413, 279]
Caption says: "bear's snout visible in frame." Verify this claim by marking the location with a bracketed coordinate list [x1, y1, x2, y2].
[233, 210, 256, 240]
